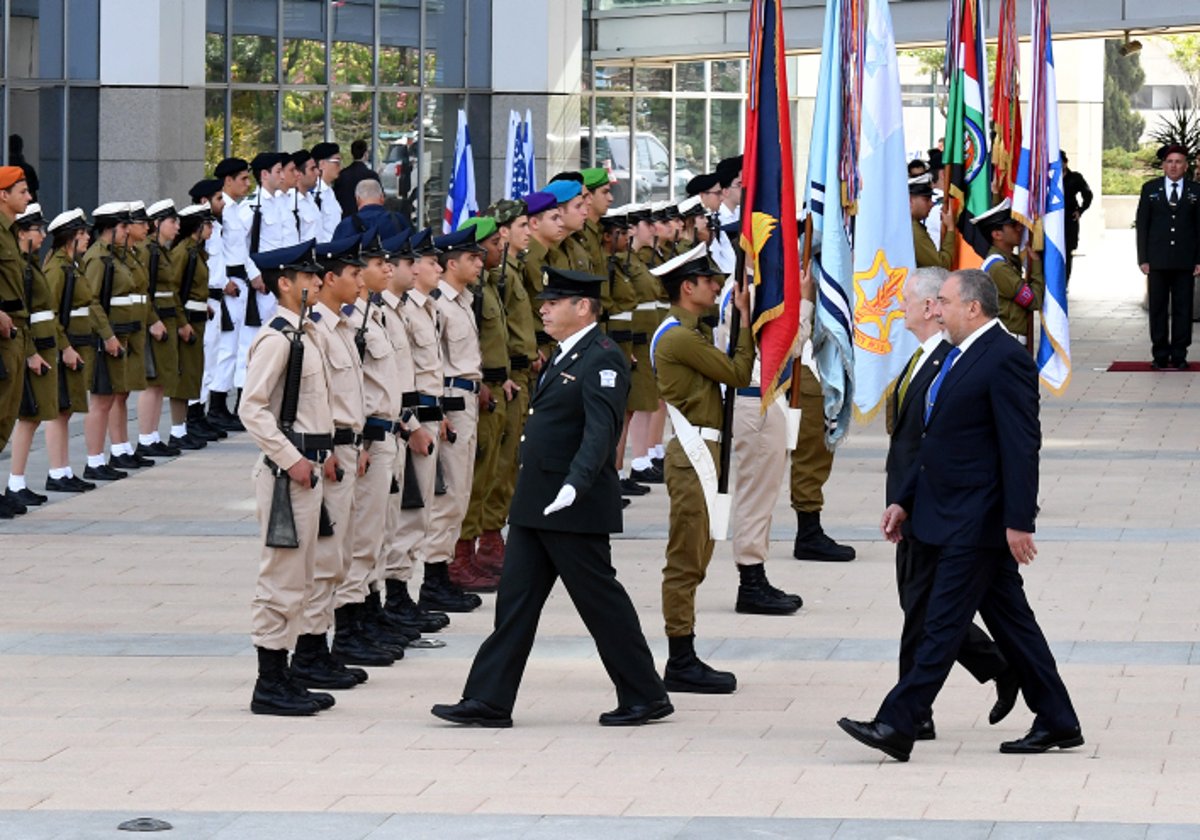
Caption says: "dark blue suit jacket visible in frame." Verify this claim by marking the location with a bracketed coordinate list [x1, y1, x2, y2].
[332, 203, 410, 241]
[897, 324, 1040, 548]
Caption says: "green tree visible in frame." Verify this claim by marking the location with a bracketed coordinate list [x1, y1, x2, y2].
[1103, 39, 1146, 151]
[1164, 34, 1200, 109]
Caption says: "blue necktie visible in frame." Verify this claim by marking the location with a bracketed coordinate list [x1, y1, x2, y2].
[924, 346, 961, 424]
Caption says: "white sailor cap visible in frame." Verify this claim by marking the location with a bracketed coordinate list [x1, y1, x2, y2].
[649, 242, 711, 278]
[676, 195, 704, 216]
[15, 203, 44, 226]
[969, 196, 1014, 229]
[177, 203, 209, 218]
[147, 199, 177, 220]
[92, 201, 131, 220]
[47, 208, 88, 233]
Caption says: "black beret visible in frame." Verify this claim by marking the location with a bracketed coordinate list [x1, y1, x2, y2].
[311, 142, 341, 162]
[686, 172, 720, 196]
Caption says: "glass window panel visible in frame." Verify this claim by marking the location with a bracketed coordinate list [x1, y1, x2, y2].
[466, 94, 490, 209]
[206, 0, 227, 82]
[283, 0, 326, 84]
[634, 97, 670, 202]
[675, 98, 704, 193]
[68, 87, 99, 213]
[594, 65, 631, 92]
[710, 59, 742, 94]
[8, 0, 63, 79]
[587, 98, 638, 204]
[67, 0, 99, 79]
[282, 91, 326, 153]
[231, 0, 278, 84]
[332, 0, 373, 85]
[709, 98, 742, 164]
[676, 62, 705, 93]
[381, 0, 420, 86]
[418, 92, 462, 228]
[331, 91, 374, 166]
[425, 0, 465, 88]
[378, 90, 421, 223]
[205, 89, 227, 176]
[467, 0, 491, 89]
[634, 66, 671, 93]
[6, 84, 62, 207]
[229, 90, 278, 161]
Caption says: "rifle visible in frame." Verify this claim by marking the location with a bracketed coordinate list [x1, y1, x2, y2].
[401, 450, 424, 509]
[179, 245, 200, 345]
[246, 194, 264, 327]
[354, 293, 373, 362]
[471, 264, 485, 331]
[292, 191, 301, 235]
[497, 242, 509, 305]
[91, 251, 119, 395]
[265, 288, 310, 549]
[717, 245, 747, 496]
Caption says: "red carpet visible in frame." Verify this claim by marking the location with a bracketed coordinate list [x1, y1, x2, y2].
[1107, 361, 1196, 372]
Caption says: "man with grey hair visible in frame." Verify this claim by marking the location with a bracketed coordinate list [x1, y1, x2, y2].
[840, 268, 1081, 762]
[332, 175, 410, 240]
[885, 266, 1016, 743]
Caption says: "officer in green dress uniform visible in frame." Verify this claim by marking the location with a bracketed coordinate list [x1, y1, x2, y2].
[910, 174, 955, 269]
[0, 165, 33, 518]
[520, 191, 565, 362]
[972, 198, 1044, 345]
[42, 209, 96, 493]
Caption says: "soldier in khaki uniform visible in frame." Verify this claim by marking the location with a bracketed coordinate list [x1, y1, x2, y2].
[577, 168, 613, 275]
[423, 226, 488, 612]
[973, 199, 1045, 344]
[455, 216, 510, 591]
[910, 174, 954, 269]
[546, 176, 593, 273]
[134, 200, 185, 458]
[42, 209, 96, 494]
[626, 205, 667, 485]
[238, 240, 336, 716]
[164, 205, 216, 453]
[4, 205, 57, 509]
[80, 203, 136, 483]
[477, 200, 535, 574]
[0, 166, 33, 506]
[379, 229, 456, 628]
[520, 190, 566, 361]
[651, 246, 753, 694]
[107, 201, 155, 471]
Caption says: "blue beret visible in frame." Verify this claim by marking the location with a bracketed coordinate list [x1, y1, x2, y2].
[543, 179, 582, 205]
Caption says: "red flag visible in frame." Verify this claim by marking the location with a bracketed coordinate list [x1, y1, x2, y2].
[991, 0, 1021, 200]
[741, 0, 801, 409]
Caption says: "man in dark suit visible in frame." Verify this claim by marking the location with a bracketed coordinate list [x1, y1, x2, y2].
[1136, 143, 1200, 370]
[886, 267, 1017, 743]
[333, 139, 383, 219]
[840, 268, 1081, 762]
[431, 267, 671, 728]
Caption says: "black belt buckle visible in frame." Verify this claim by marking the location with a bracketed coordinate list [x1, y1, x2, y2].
[509, 355, 530, 370]
[400, 392, 420, 408]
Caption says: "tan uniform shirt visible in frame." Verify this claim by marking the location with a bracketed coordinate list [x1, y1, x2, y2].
[435, 280, 481, 382]
[986, 246, 1045, 337]
[499, 255, 537, 361]
[402, 287, 443, 397]
[240, 306, 334, 470]
[348, 294, 402, 420]
[311, 300, 364, 432]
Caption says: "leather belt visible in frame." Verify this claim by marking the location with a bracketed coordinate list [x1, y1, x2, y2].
[155, 291, 175, 299]
[184, 300, 209, 312]
[130, 294, 148, 305]
[632, 332, 649, 345]
[509, 354, 530, 370]
[444, 376, 480, 394]
[609, 330, 633, 342]
[737, 387, 761, 398]
[441, 395, 467, 412]
[332, 427, 362, 447]
[68, 307, 89, 319]
[364, 416, 402, 441]
[481, 366, 508, 383]
[109, 295, 134, 306]
[635, 302, 659, 311]
[0, 299, 23, 313]
[112, 321, 142, 335]
[226, 264, 249, 280]
[284, 430, 333, 451]
[416, 405, 443, 422]
[698, 427, 721, 442]
[400, 391, 421, 408]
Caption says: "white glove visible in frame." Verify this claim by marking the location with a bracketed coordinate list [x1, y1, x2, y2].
[542, 484, 577, 516]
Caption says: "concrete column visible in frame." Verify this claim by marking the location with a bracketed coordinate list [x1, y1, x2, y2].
[488, 0, 583, 202]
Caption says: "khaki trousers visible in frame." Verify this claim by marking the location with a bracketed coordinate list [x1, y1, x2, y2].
[425, 391, 479, 565]
[483, 368, 531, 532]
[251, 457, 323, 649]
[462, 388, 507, 539]
[301, 442, 358, 634]
[384, 420, 440, 581]
[732, 395, 788, 566]
[337, 433, 397, 608]
[789, 365, 834, 513]
[662, 436, 719, 637]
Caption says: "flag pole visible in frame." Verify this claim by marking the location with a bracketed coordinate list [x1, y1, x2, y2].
[718, 245, 746, 496]
[789, 213, 814, 411]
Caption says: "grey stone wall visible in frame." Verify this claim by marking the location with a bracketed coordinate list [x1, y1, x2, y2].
[98, 88, 206, 204]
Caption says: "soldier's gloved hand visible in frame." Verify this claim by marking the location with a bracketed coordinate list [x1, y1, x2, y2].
[543, 484, 577, 516]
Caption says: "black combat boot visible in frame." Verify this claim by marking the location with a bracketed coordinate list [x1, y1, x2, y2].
[385, 578, 450, 633]
[735, 564, 802, 615]
[418, 561, 482, 613]
[662, 634, 737, 694]
[207, 390, 245, 432]
[251, 647, 321, 716]
[359, 596, 410, 657]
[186, 401, 224, 441]
[792, 510, 856, 562]
[331, 604, 395, 667]
[290, 633, 359, 690]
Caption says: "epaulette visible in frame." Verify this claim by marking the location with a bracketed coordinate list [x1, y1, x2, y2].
[430, 288, 442, 299]
[268, 316, 292, 331]
[308, 311, 322, 323]
[400, 292, 410, 304]
[369, 291, 384, 305]
[341, 303, 356, 316]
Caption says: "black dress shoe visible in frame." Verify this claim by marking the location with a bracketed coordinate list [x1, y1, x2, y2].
[837, 717, 913, 762]
[651, 456, 664, 472]
[69, 475, 97, 492]
[999, 726, 1084, 754]
[170, 433, 207, 451]
[83, 464, 127, 481]
[138, 441, 181, 458]
[46, 476, 88, 494]
[915, 719, 936, 741]
[0, 494, 21, 518]
[1174, 360, 1191, 371]
[599, 697, 674, 727]
[7, 487, 48, 506]
[619, 477, 650, 496]
[1151, 359, 1167, 370]
[629, 466, 664, 484]
[431, 698, 513, 728]
[989, 668, 1021, 725]
[110, 453, 153, 470]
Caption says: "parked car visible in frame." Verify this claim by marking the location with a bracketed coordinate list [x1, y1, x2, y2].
[581, 130, 692, 205]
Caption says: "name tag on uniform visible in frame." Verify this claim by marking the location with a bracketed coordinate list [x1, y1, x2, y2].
[559, 372, 576, 383]
[599, 370, 617, 388]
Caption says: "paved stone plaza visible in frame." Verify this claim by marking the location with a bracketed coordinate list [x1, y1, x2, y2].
[2, 231, 1199, 838]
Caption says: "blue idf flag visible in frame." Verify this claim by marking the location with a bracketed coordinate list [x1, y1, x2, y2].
[804, 0, 855, 448]
[443, 108, 478, 233]
[849, 0, 919, 420]
[1012, 0, 1070, 392]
